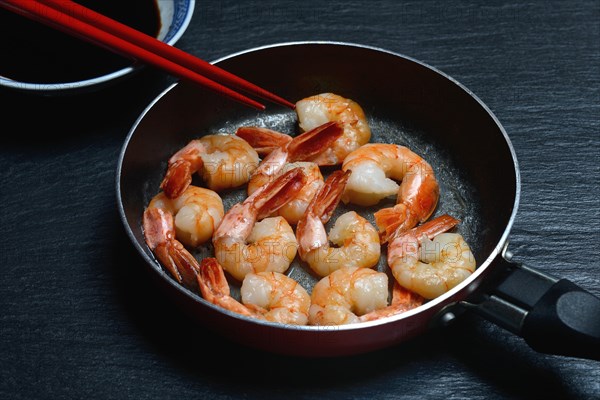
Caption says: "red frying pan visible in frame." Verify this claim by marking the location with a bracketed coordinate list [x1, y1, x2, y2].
[117, 42, 599, 359]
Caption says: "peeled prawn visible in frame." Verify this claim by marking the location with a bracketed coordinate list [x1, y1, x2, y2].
[146, 186, 224, 247]
[198, 258, 310, 325]
[296, 170, 380, 277]
[388, 214, 476, 299]
[160, 134, 259, 198]
[359, 282, 424, 322]
[237, 93, 371, 166]
[341, 143, 439, 241]
[262, 162, 324, 225]
[242, 121, 342, 225]
[308, 266, 389, 325]
[296, 93, 371, 165]
[212, 167, 306, 281]
[142, 185, 224, 289]
[241, 270, 310, 325]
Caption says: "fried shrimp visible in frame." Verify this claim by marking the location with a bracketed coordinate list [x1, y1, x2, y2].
[241, 271, 310, 325]
[198, 258, 310, 325]
[160, 134, 259, 198]
[308, 266, 389, 325]
[296, 170, 380, 277]
[265, 162, 324, 225]
[142, 186, 224, 290]
[296, 93, 371, 165]
[146, 186, 224, 247]
[387, 214, 476, 299]
[238, 93, 370, 166]
[341, 143, 439, 241]
[359, 282, 424, 322]
[212, 167, 306, 281]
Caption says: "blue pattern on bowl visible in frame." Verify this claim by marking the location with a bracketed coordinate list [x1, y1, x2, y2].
[164, 0, 193, 43]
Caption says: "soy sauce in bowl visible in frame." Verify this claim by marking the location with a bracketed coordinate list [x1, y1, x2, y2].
[0, 0, 160, 84]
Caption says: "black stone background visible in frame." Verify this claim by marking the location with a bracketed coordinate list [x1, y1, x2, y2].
[1, 1, 598, 399]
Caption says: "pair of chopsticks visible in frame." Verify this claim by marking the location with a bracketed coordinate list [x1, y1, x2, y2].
[0, 0, 294, 110]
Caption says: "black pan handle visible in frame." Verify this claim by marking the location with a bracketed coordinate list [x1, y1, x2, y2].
[463, 257, 600, 360]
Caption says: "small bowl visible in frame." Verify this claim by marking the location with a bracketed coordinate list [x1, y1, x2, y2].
[0, 0, 195, 94]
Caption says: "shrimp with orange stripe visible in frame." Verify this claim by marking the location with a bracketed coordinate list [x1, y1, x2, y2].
[296, 170, 381, 277]
[341, 143, 440, 242]
[237, 92, 371, 166]
[387, 214, 476, 299]
[308, 266, 424, 325]
[198, 258, 310, 325]
[160, 133, 259, 198]
[142, 185, 224, 290]
[212, 167, 306, 282]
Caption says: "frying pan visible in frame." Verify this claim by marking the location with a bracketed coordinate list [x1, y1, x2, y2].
[116, 42, 600, 359]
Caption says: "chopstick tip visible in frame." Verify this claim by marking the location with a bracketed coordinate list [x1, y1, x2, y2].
[282, 99, 296, 110]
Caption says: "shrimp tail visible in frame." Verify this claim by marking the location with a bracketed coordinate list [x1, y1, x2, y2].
[390, 282, 424, 310]
[143, 208, 200, 290]
[411, 214, 460, 241]
[359, 282, 424, 322]
[198, 258, 256, 317]
[236, 127, 293, 156]
[197, 257, 231, 298]
[296, 170, 350, 258]
[287, 121, 343, 162]
[386, 213, 460, 244]
[377, 209, 460, 244]
[160, 140, 205, 199]
[254, 167, 307, 219]
[160, 159, 196, 199]
[154, 241, 200, 290]
[374, 204, 414, 243]
[400, 169, 440, 221]
[235, 121, 342, 161]
[307, 170, 352, 224]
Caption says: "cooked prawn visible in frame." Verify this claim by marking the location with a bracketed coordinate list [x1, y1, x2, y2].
[160, 134, 259, 198]
[198, 258, 310, 325]
[243, 121, 342, 225]
[296, 93, 371, 165]
[388, 214, 476, 299]
[146, 186, 224, 247]
[296, 170, 380, 277]
[241, 270, 310, 325]
[212, 167, 306, 281]
[237, 93, 370, 166]
[261, 162, 324, 225]
[359, 282, 424, 322]
[142, 185, 223, 289]
[308, 266, 389, 325]
[341, 143, 439, 241]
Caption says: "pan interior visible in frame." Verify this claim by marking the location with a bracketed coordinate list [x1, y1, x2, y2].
[119, 43, 517, 312]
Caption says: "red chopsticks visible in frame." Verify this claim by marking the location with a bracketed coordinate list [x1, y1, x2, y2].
[0, 0, 295, 110]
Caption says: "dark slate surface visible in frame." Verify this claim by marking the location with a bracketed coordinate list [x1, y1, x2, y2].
[1, 1, 599, 399]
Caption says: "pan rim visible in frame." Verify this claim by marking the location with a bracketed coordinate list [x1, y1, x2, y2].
[116, 40, 521, 332]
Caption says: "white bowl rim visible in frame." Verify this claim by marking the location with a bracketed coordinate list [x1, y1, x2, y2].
[0, 0, 196, 92]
